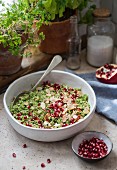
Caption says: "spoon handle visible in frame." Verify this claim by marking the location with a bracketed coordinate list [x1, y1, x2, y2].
[31, 55, 62, 91]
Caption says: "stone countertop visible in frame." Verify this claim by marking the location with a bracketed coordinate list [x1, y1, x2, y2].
[0, 51, 117, 170]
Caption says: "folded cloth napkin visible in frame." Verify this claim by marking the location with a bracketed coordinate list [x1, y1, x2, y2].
[69, 71, 117, 124]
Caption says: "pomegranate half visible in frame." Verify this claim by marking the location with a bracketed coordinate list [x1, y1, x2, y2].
[96, 64, 117, 84]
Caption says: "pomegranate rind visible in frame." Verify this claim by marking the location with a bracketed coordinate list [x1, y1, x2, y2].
[96, 64, 117, 84]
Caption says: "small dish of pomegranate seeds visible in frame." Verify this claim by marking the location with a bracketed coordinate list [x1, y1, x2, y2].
[72, 131, 113, 162]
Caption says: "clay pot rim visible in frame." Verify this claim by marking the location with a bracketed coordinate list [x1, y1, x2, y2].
[34, 16, 75, 27]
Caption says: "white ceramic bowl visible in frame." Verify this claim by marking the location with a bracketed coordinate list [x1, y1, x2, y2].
[3, 70, 96, 142]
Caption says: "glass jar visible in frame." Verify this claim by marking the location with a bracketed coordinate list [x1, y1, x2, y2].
[66, 15, 81, 70]
[87, 8, 115, 67]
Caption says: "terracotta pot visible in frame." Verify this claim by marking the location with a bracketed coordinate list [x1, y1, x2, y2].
[0, 47, 22, 76]
[0, 33, 28, 76]
[38, 18, 71, 54]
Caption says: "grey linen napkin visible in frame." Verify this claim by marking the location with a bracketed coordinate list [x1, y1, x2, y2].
[69, 71, 117, 124]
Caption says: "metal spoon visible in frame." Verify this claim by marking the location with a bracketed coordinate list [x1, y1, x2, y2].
[13, 55, 62, 105]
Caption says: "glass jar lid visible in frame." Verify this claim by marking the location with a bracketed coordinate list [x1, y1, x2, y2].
[93, 8, 111, 18]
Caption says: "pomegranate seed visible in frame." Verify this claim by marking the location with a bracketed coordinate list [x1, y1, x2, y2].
[57, 108, 61, 112]
[28, 124, 32, 127]
[22, 166, 26, 170]
[54, 112, 59, 117]
[104, 63, 109, 69]
[28, 112, 32, 116]
[22, 144, 27, 148]
[12, 153, 16, 158]
[62, 124, 67, 127]
[41, 163, 45, 168]
[24, 116, 27, 119]
[47, 159, 51, 163]
[60, 108, 64, 112]
[70, 118, 74, 124]
[64, 88, 67, 92]
[38, 120, 41, 124]
[17, 116, 21, 120]
[33, 116, 38, 120]
[27, 105, 31, 109]
[51, 113, 55, 117]
[17, 113, 22, 116]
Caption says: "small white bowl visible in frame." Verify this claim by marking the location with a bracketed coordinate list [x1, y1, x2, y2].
[3, 70, 96, 142]
[72, 131, 113, 162]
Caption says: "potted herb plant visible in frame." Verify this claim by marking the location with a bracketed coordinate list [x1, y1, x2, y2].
[21, 0, 83, 54]
[0, 0, 49, 75]
[25, 0, 96, 54]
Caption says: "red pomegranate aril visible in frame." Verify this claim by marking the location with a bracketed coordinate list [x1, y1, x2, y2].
[17, 113, 22, 116]
[60, 96, 64, 99]
[28, 124, 32, 127]
[78, 137, 108, 159]
[17, 116, 21, 120]
[70, 118, 74, 124]
[83, 152, 88, 157]
[60, 108, 64, 112]
[28, 112, 32, 116]
[64, 88, 67, 92]
[27, 105, 31, 109]
[51, 113, 55, 117]
[62, 124, 67, 127]
[87, 153, 92, 158]
[38, 120, 41, 124]
[12, 153, 16, 158]
[47, 159, 51, 163]
[54, 108, 58, 112]
[22, 144, 27, 148]
[22, 166, 26, 170]
[57, 108, 61, 112]
[24, 116, 27, 120]
[54, 112, 59, 117]
[41, 163, 45, 168]
[33, 116, 38, 120]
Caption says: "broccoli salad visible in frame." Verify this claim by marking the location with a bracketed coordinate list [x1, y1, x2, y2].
[10, 81, 90, 129]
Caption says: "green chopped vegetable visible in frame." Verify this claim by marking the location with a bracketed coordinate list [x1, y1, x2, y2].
[10, 81, 90, 129]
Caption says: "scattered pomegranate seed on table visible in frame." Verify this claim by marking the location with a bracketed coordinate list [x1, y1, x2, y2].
[22, 166, 26, 170]
[22, 144, 27, 148]
[47, 158, 51, 163]
[12, 153, 16, 158]
[41, 163, 46, 168]
[78, 137, 108, 159]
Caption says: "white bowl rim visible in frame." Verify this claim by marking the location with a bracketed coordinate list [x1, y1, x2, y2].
[72, 131, 113, 160]
[3, 70, 96, 131]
